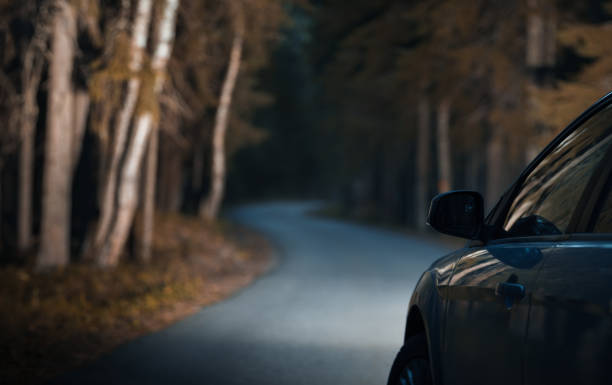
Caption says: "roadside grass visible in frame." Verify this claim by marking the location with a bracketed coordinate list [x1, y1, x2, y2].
[0, 213, 273, 385]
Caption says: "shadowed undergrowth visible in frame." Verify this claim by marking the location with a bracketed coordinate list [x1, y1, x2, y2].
[0, 213, 273, 385]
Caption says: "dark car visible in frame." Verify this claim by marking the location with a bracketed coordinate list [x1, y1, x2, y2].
[387, 93, 612, 385]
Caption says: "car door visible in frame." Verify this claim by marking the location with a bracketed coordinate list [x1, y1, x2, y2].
[441, 242, 549, 385]
[523, 118, 612, 383]
[442, 101, 612, 385]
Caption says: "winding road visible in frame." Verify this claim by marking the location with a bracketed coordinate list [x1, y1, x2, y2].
[53, 202, 451, 385]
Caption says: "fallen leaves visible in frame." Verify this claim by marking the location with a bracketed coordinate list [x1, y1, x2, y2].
[0, 213, 273, 385]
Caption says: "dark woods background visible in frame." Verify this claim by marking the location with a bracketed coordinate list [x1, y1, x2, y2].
[1, 0, 612, 268]
[233, 0, 612, 224]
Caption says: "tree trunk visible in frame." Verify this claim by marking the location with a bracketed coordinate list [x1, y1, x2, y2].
[90, 0, 153, 256]
[94, 100, 112, 197]
[191, 136, 204, 193]
[525, 0, 556, 163]
[436, 98, 452, 193]
[138, 122, 158, 262]
[71, 89, 90, 170]
[18, 120, 34, 255]
[415, 98, 430, 230]
[526, 1, 545, 69]
[96, 0, 179, 267]
[485, 127, 505, 211]
[157, 141, 183, 211]
[18, 7, 49, 254]
[0, 162, 3, 251]
[97, 114, 153, 266]
[88, 0, 130, 206]
[200, 20, 244, 220]
[526, 0, 556, 70]
[37, 1, 76, 270]
[466, 150, 480, 191]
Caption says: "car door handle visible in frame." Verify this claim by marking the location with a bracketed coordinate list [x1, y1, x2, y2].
[495, 282, 526, 309]
[495, 282, 526, 298]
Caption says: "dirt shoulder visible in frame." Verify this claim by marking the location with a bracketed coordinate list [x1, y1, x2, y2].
[0, 213, 274, 385]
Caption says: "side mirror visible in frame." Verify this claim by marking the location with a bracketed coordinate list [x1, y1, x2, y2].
[427, 190, 484, 239]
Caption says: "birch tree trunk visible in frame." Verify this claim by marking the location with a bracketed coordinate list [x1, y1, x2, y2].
[97, 114, 153, 266]
[200, 12, 244, 220]
[37, 0, 76, 270]
[86, 0, 129, 216]
[91, 0, 153, 255]
[415, 98, 430, 230]
[18, 6, 50, 254]
[138, 121, 158, 262]
[97, 0, 179, 267]
[436, 99, 452, 193]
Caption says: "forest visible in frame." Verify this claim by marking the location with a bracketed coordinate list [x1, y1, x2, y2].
[1, 0, 611, 268]
[0, 0, 284, 268]
[232, 0, 612, 228]
[1, 0, 612, 382]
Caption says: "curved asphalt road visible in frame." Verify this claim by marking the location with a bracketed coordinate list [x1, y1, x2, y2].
[52, 202, 451, 385]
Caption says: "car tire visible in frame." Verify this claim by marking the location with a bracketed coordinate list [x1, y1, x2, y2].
[387, 334, 433, 385]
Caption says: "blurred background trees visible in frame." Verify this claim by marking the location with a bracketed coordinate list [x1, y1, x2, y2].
[230, 0, 612, 225]
[1, 0, 612, 269]
[0, 0, 284, 269]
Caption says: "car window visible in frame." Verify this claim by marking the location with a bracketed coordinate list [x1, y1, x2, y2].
[593, 179, 612, 233]
[502, 104, 612, 238]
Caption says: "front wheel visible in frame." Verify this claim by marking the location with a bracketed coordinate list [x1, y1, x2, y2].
[387, 334, 433, 385]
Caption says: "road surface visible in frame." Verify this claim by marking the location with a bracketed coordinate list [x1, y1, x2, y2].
[52, 202, 452, 385]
